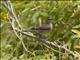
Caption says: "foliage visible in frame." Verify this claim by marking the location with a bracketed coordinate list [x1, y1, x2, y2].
[0, 1, 80, 60]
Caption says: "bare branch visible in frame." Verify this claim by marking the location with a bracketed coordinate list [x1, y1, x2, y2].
[15, 28, 79, 58]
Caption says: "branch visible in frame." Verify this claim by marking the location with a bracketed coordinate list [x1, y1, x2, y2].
[15, 28, 79, 58]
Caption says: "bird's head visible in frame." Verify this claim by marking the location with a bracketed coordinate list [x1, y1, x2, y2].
[46, 18, 53, 30]
[46, 18, 53, 24]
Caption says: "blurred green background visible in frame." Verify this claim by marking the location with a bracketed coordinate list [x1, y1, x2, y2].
[0, 0, 80, 60]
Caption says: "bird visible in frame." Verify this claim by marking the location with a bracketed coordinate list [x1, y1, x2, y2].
[22, 18, 53, 38]
[31, 18, 53, 33]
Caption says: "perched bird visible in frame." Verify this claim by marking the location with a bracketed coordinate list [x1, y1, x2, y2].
[30, 18, 53, 33]
[23, 18, 53, 38]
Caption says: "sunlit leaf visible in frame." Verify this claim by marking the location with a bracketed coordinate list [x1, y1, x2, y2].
[71, 29, 80, 38]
